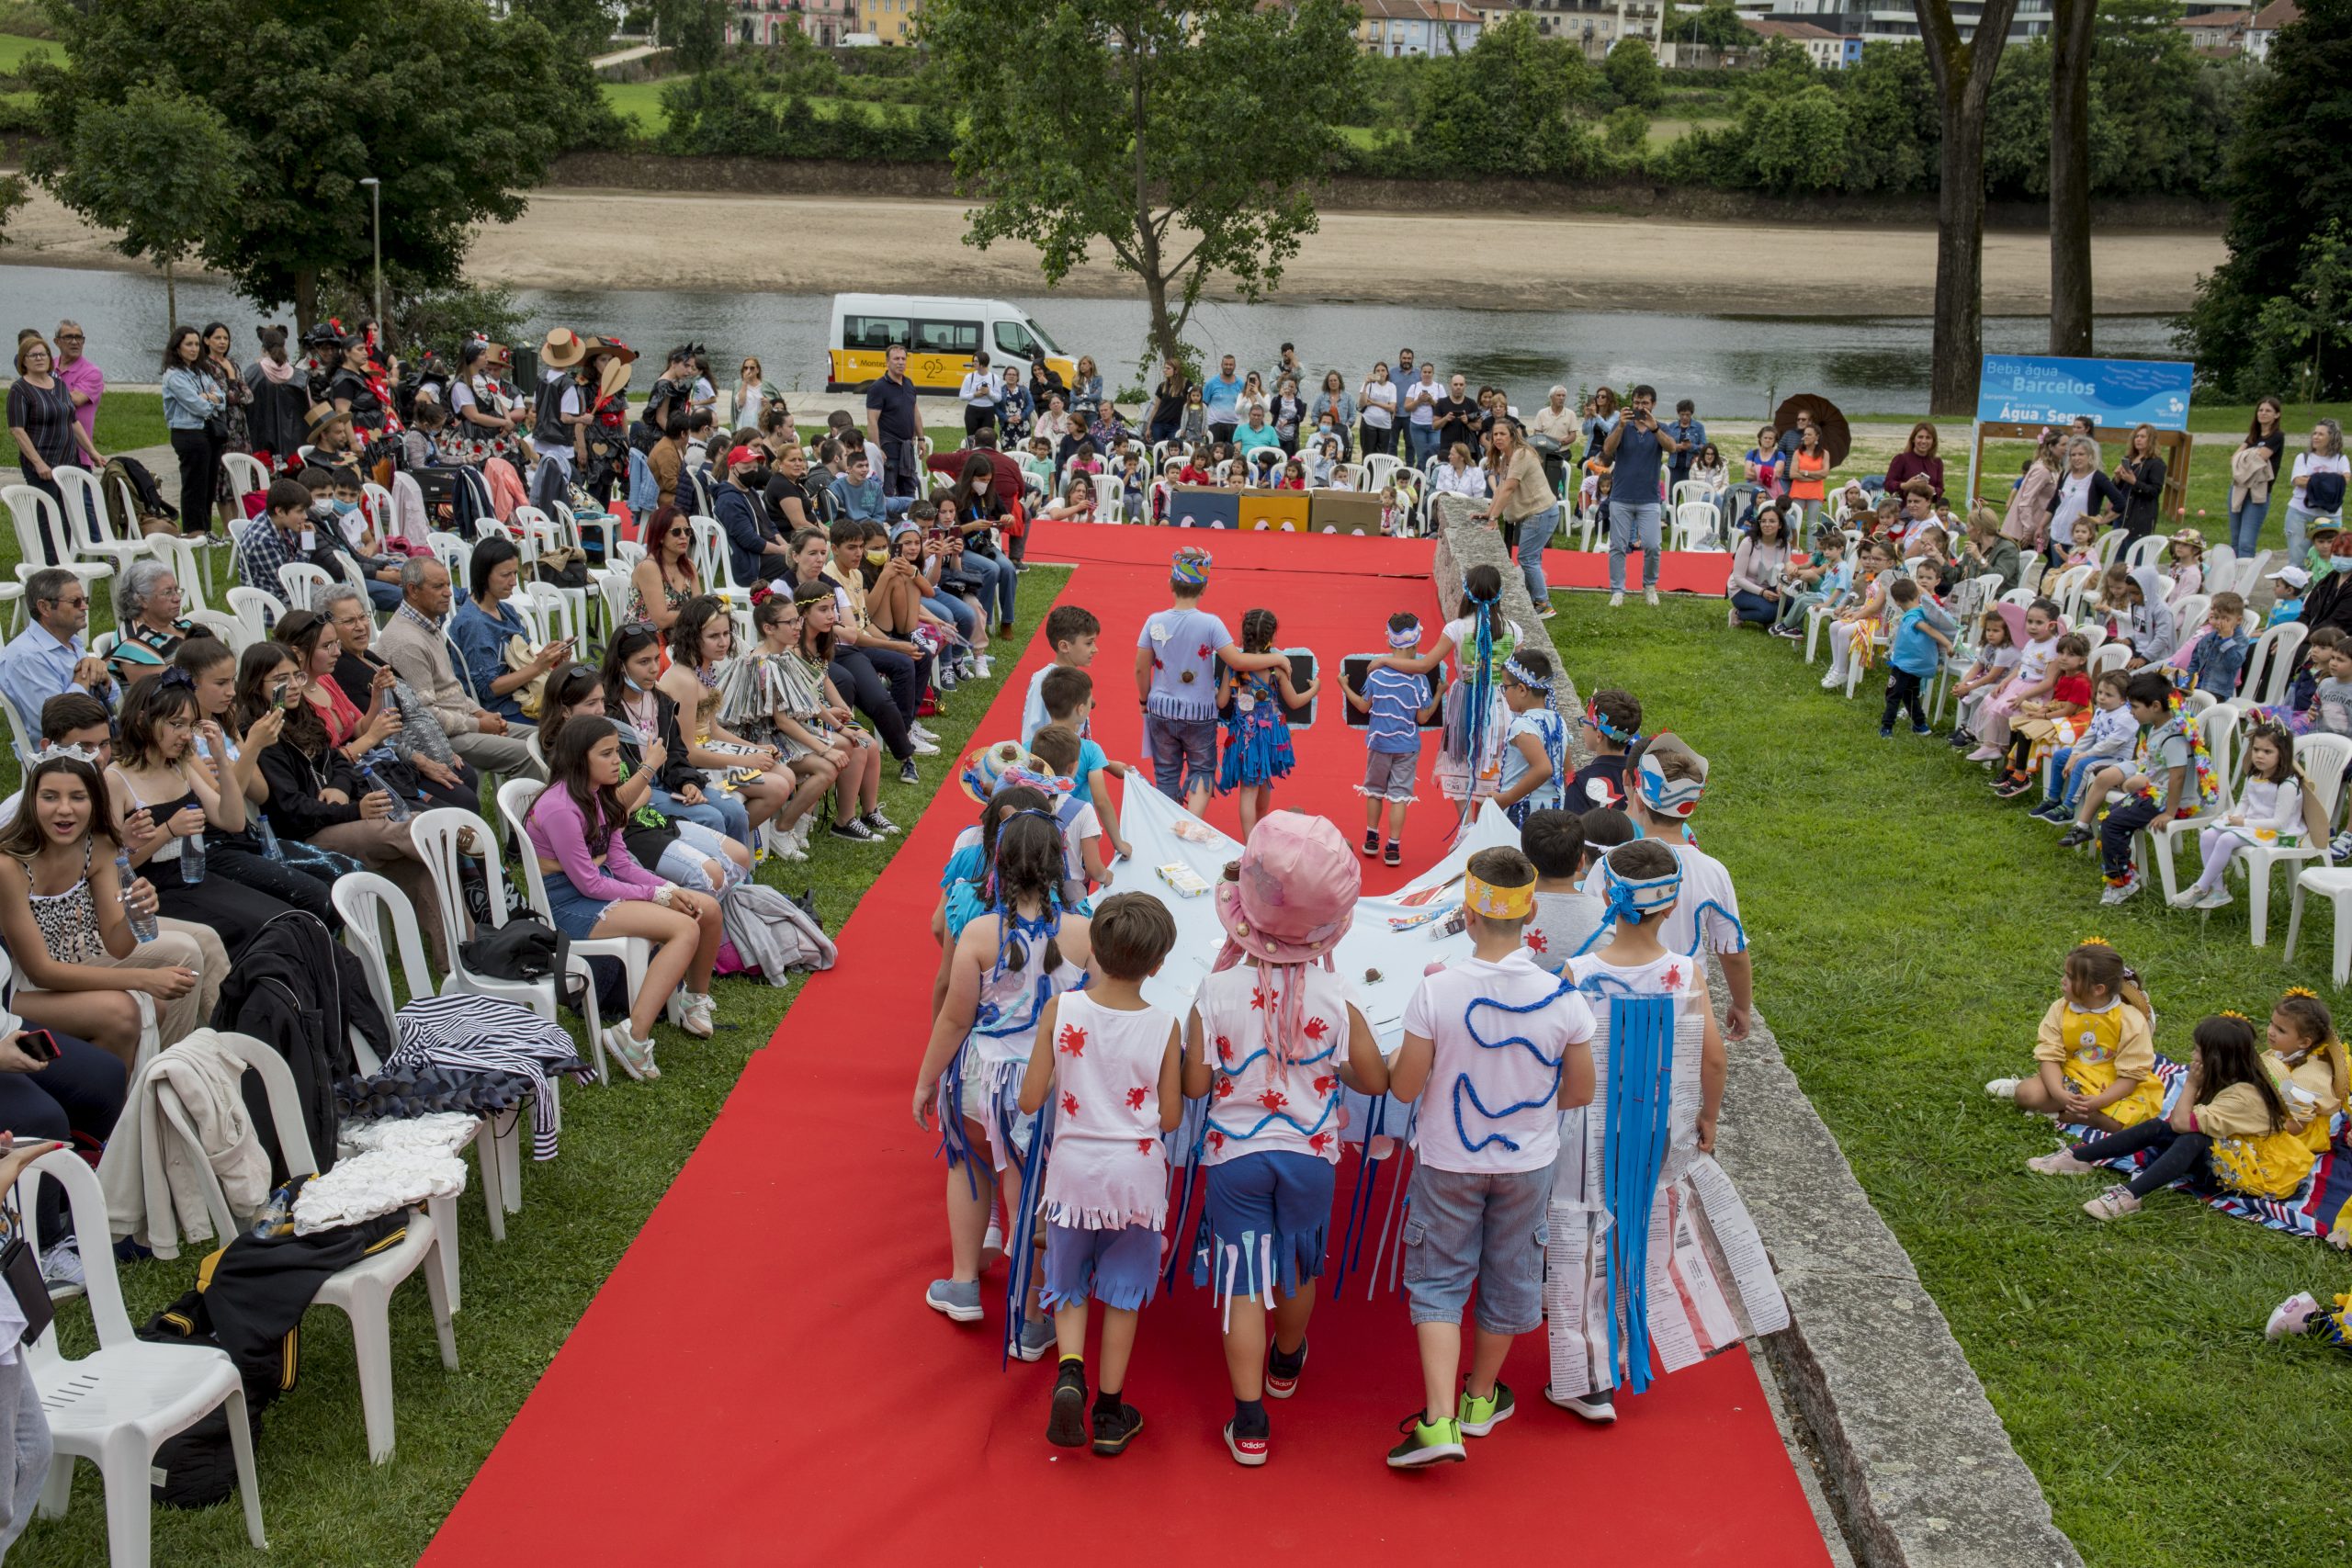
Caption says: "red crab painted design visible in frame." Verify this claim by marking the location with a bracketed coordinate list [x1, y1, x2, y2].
[1060, 1091, 1080, 1116]
[1136, 1138, 1158, 1155]
[1308, 1131, 1334, 1156]
[1125, 1087, 1148, 1111]
[1206, 1130, 1226, 1153]
[1312, 1075, 1339, 1097]
[1524, 930, 1549, 953]
[1057, 1024, 1087, 1057]
[1215, 1078, 1236, 1100]
[1216, 1033, 1235, 1061]
[1257, 1089, 1289, 1113]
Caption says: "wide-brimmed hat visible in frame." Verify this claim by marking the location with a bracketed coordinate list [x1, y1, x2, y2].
[540, 328, 588, 369]
[303, 403, 347, 438]
[1214, 811, 1357, 964]
[483, 341, 512, 367]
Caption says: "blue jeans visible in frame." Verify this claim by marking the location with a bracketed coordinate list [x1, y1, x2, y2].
[1730, 590, 1781, 626]
[1512, 505, 1556, 605]
[2229, 490, 2273, 557]
[962, 548, 1017, 628]
[1608, 501, 1663, 592]
[650, 783, 752, 848]
[1406, 424, 1438, 468]
[365, 578, 401, 612]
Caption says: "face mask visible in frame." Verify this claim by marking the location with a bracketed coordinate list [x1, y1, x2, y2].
[741, 468, 771, 489]
[332, 499, 357, 516]
[865, 549, 888, 568]
[970, 479, 987, 494]
[2334, 558, 2352, 575]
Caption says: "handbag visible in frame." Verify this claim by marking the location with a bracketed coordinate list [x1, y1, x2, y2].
[0, 1188, 54, 1348]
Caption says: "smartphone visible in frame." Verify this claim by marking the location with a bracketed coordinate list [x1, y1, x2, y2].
[272, 676, 296, 708]
[17, 1030, 58, 1064]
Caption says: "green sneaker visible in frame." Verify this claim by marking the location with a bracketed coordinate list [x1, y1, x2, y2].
[1385, 1412, 1466, 1469]
[1458, 1382, 1516, 1438]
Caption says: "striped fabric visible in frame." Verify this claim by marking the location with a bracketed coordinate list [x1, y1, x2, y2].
[389, 995, 595, 1160]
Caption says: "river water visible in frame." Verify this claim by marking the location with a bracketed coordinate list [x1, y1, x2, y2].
[1, 262, 2179, 414]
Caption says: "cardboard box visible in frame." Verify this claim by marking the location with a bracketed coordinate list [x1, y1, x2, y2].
[1235, 491, 1311, 533]
[1310, 489, 1385, 536]
[1165, 485, 1238, 531]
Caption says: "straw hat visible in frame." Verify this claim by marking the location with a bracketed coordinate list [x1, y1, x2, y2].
[540, 328, 588, 369]
[2169, 527, 2205, 556]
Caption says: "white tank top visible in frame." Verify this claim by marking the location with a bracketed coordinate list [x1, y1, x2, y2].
[966, 909, 1086, 1069]
[1038, 991, 1173, 1230]
[1195, 962, 1360, 1166]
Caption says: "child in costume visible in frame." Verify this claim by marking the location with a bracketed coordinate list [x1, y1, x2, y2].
[1182, 813, 1386, 1467]
[1216, 607, 1316, 841]
[1386, 847, 1598, 1468]
[1820, 538, 1898, 690]
[1349, 611, 1438, 868]
[1569, 688, 1640, 809]
[911, 811, 1095, 1359]
[1136, 547, 1288, 815]
[1984, 939, 2164, 1134]
[1495, 648, 1571, 826]
[1612, 734, 1756, 1041]
[1545, 840, 1788, 1421]
[1768, 526, 1849, 640]
[2032, 1012, 2313, 1222]
[2171, 718, 2311, 909]
[2027, 669, 2137, 825]
[1432, 567, 1517, 809]
[1017, 892, 1182, 1456]
[1993, 632, 2091, 795]
[2264, 987, 2346, 1158]
[1028, 725, 1112, 912]
[2059, 671, 2219, 906]
[1947, 605, 2020, 752]
[1039, 665, 1132, 862]
[1520, 808, 1605, 973]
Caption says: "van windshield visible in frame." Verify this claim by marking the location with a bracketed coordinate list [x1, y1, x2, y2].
[1022, 316, 1063, 356]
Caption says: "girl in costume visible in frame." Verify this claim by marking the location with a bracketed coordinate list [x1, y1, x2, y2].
[2264, 987, 2346, 1157]
[1494, 648, 1570, 828]
[2170, 719, 2312, 911]
[1216, 608, 1316, 841]
[1984, 940, 2163, 1134]
[910, 811, 1094, 1359]
[1545, 840, 1786, 1424]
[1435, 567, 1516, 809]
[1182, 813, 1386, 1467]
[2032, 1012, 2314, 1221]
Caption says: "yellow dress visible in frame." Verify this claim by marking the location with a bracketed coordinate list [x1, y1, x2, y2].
[2263, 1047, 2347, 1156]
[2197, 1082, 2317, 1199]
[2033, 997, 2164, 1127]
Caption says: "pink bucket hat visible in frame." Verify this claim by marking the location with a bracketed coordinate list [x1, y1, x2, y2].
[1214, 811, 1359, 964]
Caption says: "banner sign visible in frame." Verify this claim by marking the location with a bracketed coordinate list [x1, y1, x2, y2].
[1974, 355, 2195, 432]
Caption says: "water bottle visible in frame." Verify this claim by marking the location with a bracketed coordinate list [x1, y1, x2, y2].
[361, 763, 412, 822]
[114, 847, 157, 942]
[256, 812, 287, 863]
[179, 823, 206, 885]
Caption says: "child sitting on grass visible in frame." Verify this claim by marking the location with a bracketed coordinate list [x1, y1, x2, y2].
[2033, 1012, 2313, 1223]
[1947, 607, 2020, 751]
[1993, 632, 2091, 797]
[1570, 689, 1640, 808]
[2169, 718, 2310, 910]
[1878, 578, 1951, 739]
[2265, 987, 2346, 1157]
[1986, 939, 2162, 1134]
[2163, 591, 2253, 697]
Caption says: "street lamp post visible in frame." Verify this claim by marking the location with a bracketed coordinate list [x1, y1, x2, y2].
[359, 176, 383, 337]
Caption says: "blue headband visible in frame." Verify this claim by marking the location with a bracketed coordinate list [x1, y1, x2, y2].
[1600, 852, 1681, 925]
[1387, 619, 1422, 650]
[1634, 750, 1704, 819]
[1503, 656, 1552, 693]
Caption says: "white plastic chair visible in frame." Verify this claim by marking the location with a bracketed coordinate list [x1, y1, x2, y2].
[411, 806, 622, 1084]
[51, 465, 158, 581]
[2230, 731, 2352, 946]
[20, 1150, 265, 1567]
[2149, 702, 2243, 903]
[277, 561, 334, 612]
[185, 605, 246, 653]
[156, 1035, 457, 1463]
[220, 452, 268, 511]
[427, 531, 473, 586]
[2124, 534, 2168, 571]
[1672, 502, 1720, 553]
[333, 872, 519, 1253]
[5, 485, 109, 590]
[495, 779, 651, 1069]
[2242, 622, 2308, 709]
[147, 533, 212, 616]
[2172, 593, 2212, 639]
[2086, 640, 2133, 682]
[223, 585, 287, 645]
[1362, 453, 1401, 493]
[2285, 867, 2352, 987]
[1997, 586, 2038, 609]
[519, 581, 579, 647]
[2235, 548, 2274, 599]
[0, 684, 36, 768]
[2206, 542, 2237, 596]
[2095, 527, 2129, 570]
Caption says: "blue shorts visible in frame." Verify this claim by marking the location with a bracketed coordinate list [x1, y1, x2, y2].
[1145, 712, 1219, 800]
[1402, 1163, 1550, 1337]
[541, 868, 613, 941]
[1041, 1222, 1161, 1313]
[1192, 1151, 1335, 1301]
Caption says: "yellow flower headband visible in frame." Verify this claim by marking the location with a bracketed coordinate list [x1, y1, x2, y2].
[2078, 934, 2111, 949]
[1464, 869, 1536, 922]
[2218, 1009, 2250, 1022]
[2285, 986, 2320, 1000]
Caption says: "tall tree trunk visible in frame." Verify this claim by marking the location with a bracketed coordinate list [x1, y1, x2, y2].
[294, 269, 317, 336]
[2048, 0, 2096, 356]
[164, 258, 177, 337]
[1917, 0, 2023, 416]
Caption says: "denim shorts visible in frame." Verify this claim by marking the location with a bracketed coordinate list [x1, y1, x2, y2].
[1145, 712, 1219, 798]
[540, 868, 614, 941]
[1193, 1150, 1336, 1300]
[1402, 1163, 1551, 1336]
[1041, 1222, 1162, 1313]
[1361, 747, 1419, 801]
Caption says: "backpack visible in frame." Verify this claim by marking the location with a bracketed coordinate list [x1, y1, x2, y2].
[102, 454, 179, 538]
[718, 882, 839, 983]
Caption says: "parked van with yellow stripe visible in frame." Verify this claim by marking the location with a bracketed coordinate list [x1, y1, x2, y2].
[826, 293, 1075, 394]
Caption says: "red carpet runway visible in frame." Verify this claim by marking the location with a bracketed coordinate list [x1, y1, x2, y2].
[421, 525, 1823, 1567]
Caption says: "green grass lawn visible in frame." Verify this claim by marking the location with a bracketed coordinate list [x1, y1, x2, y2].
[1550, 594, 2352, 1568]
[0, 28, 58, 73]
[598, 76, 921, 135]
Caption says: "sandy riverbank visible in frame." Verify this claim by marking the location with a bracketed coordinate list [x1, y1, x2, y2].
[0, 183, 2224, 315]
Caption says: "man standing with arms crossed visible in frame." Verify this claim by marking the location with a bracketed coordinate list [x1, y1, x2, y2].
[866, 343, 922, 502]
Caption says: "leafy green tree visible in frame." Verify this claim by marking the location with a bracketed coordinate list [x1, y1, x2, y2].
[0, 177, 24, 247]
[2178, 0, 2352, 398]
[40, 85, 243, 335]
[27, 0, 576, 331]
[1837, 40, 1939, 193]
[2253, 221, 2352, 404]
[1665, 0, 1754, 51]
[1601, 104, 1650, 158]
[1749, 85, 1851, 191]
[923, 0, 1357, 369]
[509, 0, 631, 145]
[1414, 14, 1593, 179]
[655, 0, 729, 75]
[1914, 0, 2024, 413]
[1604, 38, 1664, 108]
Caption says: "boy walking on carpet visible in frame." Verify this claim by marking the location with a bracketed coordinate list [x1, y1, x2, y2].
[1386, 846, 1597, 1468]
[1017, 892, 1182, 1455]
[1347, 611, 1439, 867]
[1184, 812, 1388, 1467]
[1135, 547, 1288, 815]
[1024, 604, 1100, 744]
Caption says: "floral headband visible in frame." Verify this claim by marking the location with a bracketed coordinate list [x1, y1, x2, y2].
[1464, 868, 1535, 921]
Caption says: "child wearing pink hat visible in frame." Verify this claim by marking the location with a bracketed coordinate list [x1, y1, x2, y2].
[1182, 811, 1388, 1467]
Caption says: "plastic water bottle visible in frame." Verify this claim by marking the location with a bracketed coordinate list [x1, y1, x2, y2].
[361, 763, 412, 822]
[179, 824, 206, 885]
[114, 848, 156, 942]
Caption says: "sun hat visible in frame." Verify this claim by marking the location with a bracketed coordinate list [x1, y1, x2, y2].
[2169, 527, 2205, 555]
[958, 740, 1036, 805]
[540, 328, 588, 369]
[1214, 810, 1358, 964]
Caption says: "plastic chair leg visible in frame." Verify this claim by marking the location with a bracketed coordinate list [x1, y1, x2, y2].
[225, 1382, 266, 1549]
[568, 955, 612, 1086]
[99, 1427, 152, 1568]
[424, 1191, 462, 1315]
[2154, 831, 2183, 903]
[2249, 863, 2275, 947]
[2283, 881, 2306, 965]
[425, 1235, 459, 1372]
[2335, 896, 2352, 989]
[495, 1111, 524, 1214]
[471, 1123, 507, 1242]
[345, 1281, 398, 1464]
[38, 1450, 70, 1517]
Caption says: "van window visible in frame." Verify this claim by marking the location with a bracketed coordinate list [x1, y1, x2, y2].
[913, 318, 980, 355]
[992, 321, 1037, 362]
[842, 315, 910, 351]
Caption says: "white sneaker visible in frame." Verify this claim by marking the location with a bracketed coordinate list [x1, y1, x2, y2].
[2196, 886, 2233, 910]
[2267, 1292, 2322, 1339]
[907, 734, 941, 756]
[1609, 592, 1624, 607]
[39, 1237, 83, 1291]
[1984, 1077, 2021, 1100]
[677, 990, 716, 1039]
[910, 722, 940, 744]
[1820, 671, 1844, 690]
[974, 655, 994, 679]
[2098, 874, 2143, 906]
[599, 1023, 660, 1082]
[2027, 1148, 2098, 1176]
[1645, 588, 1659, 606]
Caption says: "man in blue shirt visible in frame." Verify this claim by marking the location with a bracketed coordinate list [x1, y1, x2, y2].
[1601, 383, 1671, 606]
[1202, 354, 1243, 444]
[0, 568, 112, 735]
[1664, 399, 1706, 491]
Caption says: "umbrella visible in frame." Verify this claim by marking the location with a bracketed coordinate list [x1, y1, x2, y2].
[1772, 393, 1850, 469]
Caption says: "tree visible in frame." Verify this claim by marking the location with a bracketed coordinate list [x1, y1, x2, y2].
[1414, 15, 1594, 179]
[1914, 0, 2024, 413]
[2178, 0, 2352, 398]
[654, 0, 729, 75]
[26, 0, 576, 331]
[1750, 85, 1852, 191]
[1667, 0, 1754, 51]
[1605, 38, 1664, 109]
[923, 0, 1357, 370]
[0, 177, 24, 247]
[2254, 222, 2352, 404]
[41, 85, 243, 336]
[2048, 0, 2096, 355]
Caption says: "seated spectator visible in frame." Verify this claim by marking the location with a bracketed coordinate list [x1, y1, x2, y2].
[309, 464, 407, 611]
[1727, 505, 1792, 629]
[0, 941, 128, 1286]
[1234, 404, 1282, 466]
[524, 716, 725, 1077]
[374, 555, 541, 780]
[0, 568, 113, 731]
[790, 578, 922, 802]
[741, 593, 881, 841]
[451, 538, 565, 727]
[169, 637, 344, 925]
[820, 521, 936, 782]
[628, 505, 704, 631]
[106, 557, 214, 684]
[0, 748, 207, 1066]
[832, 449, 893, 524]
[1956, 504, 2024, 594]
[321, 584, 481, 812]
[716, 443, 792, 590]
[1690, 443, 1728, 494]
[656, 595, 813, 840]
[1036, 475, 1100, 524]
[542, 663, 760, 885]
[234, 476, 346, 627]
[601, 624, 754, 847]
[1430, 443, 1488, 500]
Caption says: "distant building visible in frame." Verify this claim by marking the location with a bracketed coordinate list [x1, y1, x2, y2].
[1736, 0, 2054, 48]
[1353, 0, 1487, 56]
[728, 0, 873, 47]
[1477, 0, 1667, 60]
[2177, 7, 2250, 55]
[1742, 16, 1861, 65]
[2244, 0, 2299, 59]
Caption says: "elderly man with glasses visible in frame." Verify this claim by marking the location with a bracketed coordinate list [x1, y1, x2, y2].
[370, 556, 544, 779]
[0, 568, 113, 734]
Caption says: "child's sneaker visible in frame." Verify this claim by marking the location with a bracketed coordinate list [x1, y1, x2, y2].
[1047, 1359, 1088, 1448]
[2083, 1185, 2142, 1221]
[1879, 726, 1894, 739]
[1993, 775, 2037, 798]
[1948, 728, 1975, 750]
[1363, 829, 1379, 858]
[2057, 823, 2094, 850]
[1984, 1077, 2022, 1100]
[925, 1278, 983, 1322]
[1266, 1337, 1308, 1399]
[1385, 1412, 1467, 1469]
[1911, 723, 1933, 737]
[1014, 1314, 1057, 1362]
[1458, 1382, 1516, 1437]
[2195, 886, 2233, 910]
[862, 808, 899, 836]
[1544, 1385, 1617, 1424]
[2027, 1147, 2098, 1175]
[2267, 1292, 2323, 1340]
[2030, 801, 2069, 823]
[1383, 841, 1402, 867]
[1223, 1418, 1270, 1467]
[2098, 872, 2143, 906]
[1820, 670, 1844, 691]
[598, 1023, 660, 1082]
[1964, 745, 2004, 762]
[1091, 1399, 1143, 1456]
